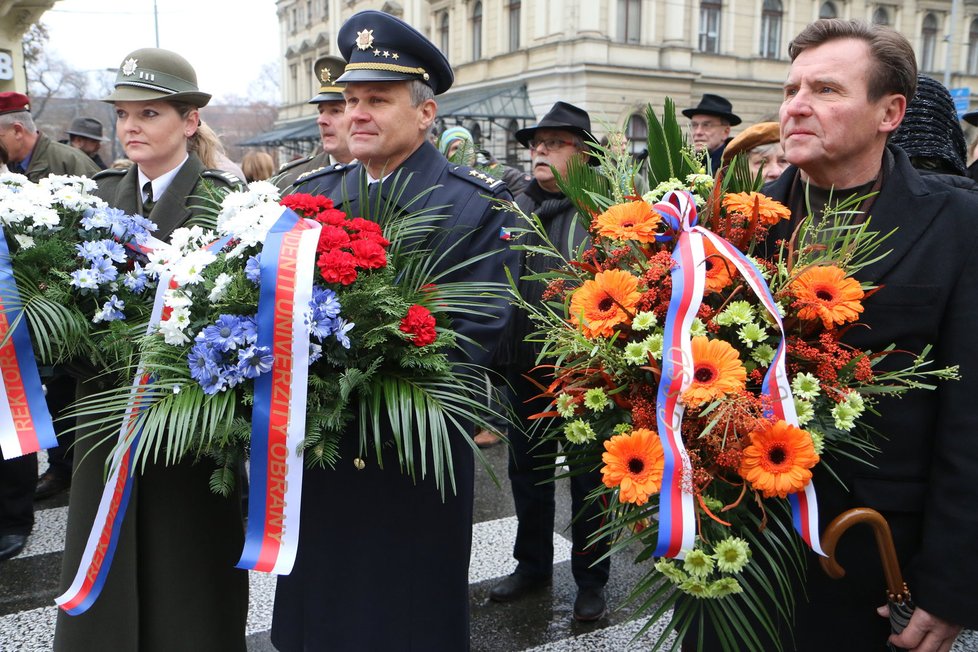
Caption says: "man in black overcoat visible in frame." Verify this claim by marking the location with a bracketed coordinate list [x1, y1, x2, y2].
[270, 11, 517, 652]
[725, 19, 978, 652]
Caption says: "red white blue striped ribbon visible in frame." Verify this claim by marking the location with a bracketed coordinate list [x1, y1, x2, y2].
[57, 234, 232, 614]
[237, 207, 320, 574]
[652, 190, 823, 558]
[0, 225, 57, 459]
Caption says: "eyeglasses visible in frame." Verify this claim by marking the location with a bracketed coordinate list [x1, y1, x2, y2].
[690, 120, 722, 130]
[528, 137, 577, 151]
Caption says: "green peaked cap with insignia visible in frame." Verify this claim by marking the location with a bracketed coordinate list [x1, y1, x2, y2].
[104, 47, 211, 107]
[309, 55, 346, 104]
[336, 10, 454, 95]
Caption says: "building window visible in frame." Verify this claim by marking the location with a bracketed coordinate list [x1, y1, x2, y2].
[969, 18, 978, 75]
[872, 7, 890, 26]
[306, 0, 313, 25]
[439, 11, 449, 54]
[760, 0, 783, 59]
[617, 0, 641, 44]
[819, 2, 837, 19]
[290, 7, 298, 33]
[506, 119, 521, 165]
[471, 1, 483, 60]
[508, 0, 521, 52]
[626, 113, 648, 157]
[699, 0, 721, 54]
[289, 63, 298, 101]
[921, 12, 938, 72]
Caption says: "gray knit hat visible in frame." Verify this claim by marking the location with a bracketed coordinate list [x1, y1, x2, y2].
[891, 75, 967, 176]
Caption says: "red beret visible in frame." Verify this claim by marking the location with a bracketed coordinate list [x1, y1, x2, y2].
[0, 92, 30, 115]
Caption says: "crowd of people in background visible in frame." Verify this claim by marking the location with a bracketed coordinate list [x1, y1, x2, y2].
[2, 10, 978, 652]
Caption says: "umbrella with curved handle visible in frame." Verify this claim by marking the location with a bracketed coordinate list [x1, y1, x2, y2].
[820, 507, 914, 652]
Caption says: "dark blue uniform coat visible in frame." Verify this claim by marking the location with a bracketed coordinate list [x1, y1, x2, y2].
[271, 140, 517, 652]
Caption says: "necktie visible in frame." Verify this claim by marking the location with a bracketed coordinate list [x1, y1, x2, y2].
[142, 182, 155, 218]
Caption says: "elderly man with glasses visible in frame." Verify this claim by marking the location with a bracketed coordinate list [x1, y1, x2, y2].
[489, 101, 612, 622]
[682, 93, 742, 174]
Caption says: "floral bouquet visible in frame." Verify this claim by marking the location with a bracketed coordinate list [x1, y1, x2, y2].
[0, 172, 160, 460]
[505, 101, 956, 651]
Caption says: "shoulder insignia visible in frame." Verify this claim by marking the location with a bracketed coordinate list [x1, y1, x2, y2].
[295, 161, 355, 185]
[295, 166, 327, 182]
[277, 155, 314, 174]
[449, 165, 505, 191]
[92, 167, 127, 181]
[202, 169, 244, 189]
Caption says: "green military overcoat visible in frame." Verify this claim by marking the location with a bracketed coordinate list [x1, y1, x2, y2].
[23, 133, 100, 182]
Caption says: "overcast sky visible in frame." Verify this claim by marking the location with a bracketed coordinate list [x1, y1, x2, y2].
[42, 0, 281, 103]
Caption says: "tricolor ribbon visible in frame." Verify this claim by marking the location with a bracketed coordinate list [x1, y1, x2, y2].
[0, 225, 57, 459]
[57, 234, 231, 614]
[237, 207, 320, 574]
[652, 190, 823, 558]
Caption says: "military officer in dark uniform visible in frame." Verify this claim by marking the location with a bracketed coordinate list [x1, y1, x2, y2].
[65, 116, 109, 170]
[55, 47, 248, 652]
[0, 92, 98, 564]
[271, 11, 517, 652]
[274, 55, 354, 190]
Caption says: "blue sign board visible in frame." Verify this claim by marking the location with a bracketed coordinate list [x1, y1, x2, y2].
[950, 87, 971, 119]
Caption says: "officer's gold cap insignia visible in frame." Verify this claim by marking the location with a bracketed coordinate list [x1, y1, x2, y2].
[320, 68, 333, 84]
[356, 29, 374, 50]
[122, 58, 138, 76]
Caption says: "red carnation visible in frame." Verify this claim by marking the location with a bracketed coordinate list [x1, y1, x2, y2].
[317, 208, 347, 227]
[318, 225, 352, 252]
[349, 217, 383, 235]
[281, 193, 337, 217]
[350, 238, 387, 269]
[399, 304, 437, 347]
[317, 249, 359, 285]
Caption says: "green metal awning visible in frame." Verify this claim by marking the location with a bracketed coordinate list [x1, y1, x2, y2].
[437, 82, 535, 121]
[238, 117, 317, 147]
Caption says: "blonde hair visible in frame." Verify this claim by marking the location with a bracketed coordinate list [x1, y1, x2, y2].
[242, 151, 276, 183]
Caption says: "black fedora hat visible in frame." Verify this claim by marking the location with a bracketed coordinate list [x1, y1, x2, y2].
[963, 109, 978, 126]
[515, 101, 599, 162]
[682, 93, 741, 126]
[66, 117, 108, 142]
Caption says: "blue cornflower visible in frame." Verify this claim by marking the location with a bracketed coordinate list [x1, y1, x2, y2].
[75, 241, 107, 263]
[198, 369, 227, 395]
[237, 345, 274, 379]
[122, 263, 148, 293]
[334, 317, 354, 349]
[92, 295, 125, 323]
[80, 209, 111, 230]
[201, 314, 246, 352]
[91, 257, 119, 283]
[123, 214, 157, 245]
[239, 315, 258, 345]
[221, 363, 246, 389]
[311, 286, 341, 319]
[308, 342, 323, 365]
[245, 255, 261, 284]
[188, 343, 221, 383]
[101, 240, 128, 264]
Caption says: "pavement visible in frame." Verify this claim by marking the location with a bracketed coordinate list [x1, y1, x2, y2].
[1, 446, 976, 651]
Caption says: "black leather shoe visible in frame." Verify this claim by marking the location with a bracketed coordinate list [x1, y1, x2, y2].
[0, 534, 27, 562]
[489, 573, 551, 603]
[573, 587, 607, 621]
[34, 471, 70, 500]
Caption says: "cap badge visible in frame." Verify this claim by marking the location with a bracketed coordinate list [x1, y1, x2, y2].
[122, 58, 138, 76]
[355, 29, 375, 51]
[320, 68, 333, 84]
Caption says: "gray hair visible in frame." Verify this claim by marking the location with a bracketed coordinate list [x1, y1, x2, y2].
[749, 142, 780, 157]
[0, 111, 37, 134]
[409, 80, 435, 107]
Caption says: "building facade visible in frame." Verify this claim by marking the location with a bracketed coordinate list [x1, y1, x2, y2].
[276, 0, 978, 164]
[0, 0, 57, 93]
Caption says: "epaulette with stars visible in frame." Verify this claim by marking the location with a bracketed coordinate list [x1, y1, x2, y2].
[202, 169, 245, 189]
[449, 165, 505, 192]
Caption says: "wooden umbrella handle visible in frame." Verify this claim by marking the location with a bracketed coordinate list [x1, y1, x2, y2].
[819, 507, 910, 601]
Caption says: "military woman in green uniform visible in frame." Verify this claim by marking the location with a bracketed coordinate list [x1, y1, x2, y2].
[54, 48, 248, 652]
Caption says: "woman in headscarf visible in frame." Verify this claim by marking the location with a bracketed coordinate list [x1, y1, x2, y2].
[54, 48, 248, 652]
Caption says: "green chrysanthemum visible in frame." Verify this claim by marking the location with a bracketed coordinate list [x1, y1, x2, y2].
[791, 372, 821, 400]
[632, 311, 658, 331]
[841, 391, 865, 415]
[708, 576, 744, 598]
[809, 429, 826, 455]
[737, 322, 767, 349]
[655, 559, 688, 585]
[831, 401, 858, 431]
[689, 318, 707, 338]
[747, 255, 772, 280]
[794, 397, 815, 426]
[683, 548, 715, 579]
[624, 340, 649, 364]
[612, 423, 632, 435]
[584, 388, 611, 412]
[563, 419, 597, 444]
[555, 393, 577, 418]
[751, 343, 776, 366]
[679, 577, 711, 598]
[713, 537, 751, 574]
[720, 300, 755, 326]
[644, 333, 664, 360]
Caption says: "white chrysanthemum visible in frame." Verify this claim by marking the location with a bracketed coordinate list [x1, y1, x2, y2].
[169, 248, 217, 286]
[13, 234, 34, 249]
[158, 308, 192, 346]
[218, 200, 285, 257]
[168, 225, 213, 252]
[245, 180, 281, 199]
[208, 272, 233, 302]
[163, 288, 193, 310]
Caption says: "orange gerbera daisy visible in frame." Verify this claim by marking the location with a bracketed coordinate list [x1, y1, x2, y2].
[703, 239, 734, 294]
[601, 428, 666, 505]
[790, 265, 865, 329]
[739, 420, 819, 498]
[595, 200, 662, 243]
[722, 192, 791, 226]
[569, 269, 641, 338]
[681, 337, 747, 407]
